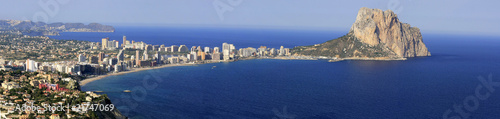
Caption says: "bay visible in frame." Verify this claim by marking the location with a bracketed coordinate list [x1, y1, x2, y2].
[74, 27, 500, 118]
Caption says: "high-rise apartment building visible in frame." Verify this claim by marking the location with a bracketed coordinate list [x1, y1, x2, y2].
[122, 36, 128, 46]
[117, 50, 124, 62]
[135, 50, 140, 66]
[25, 59, 37, 72]
[222, 43, 234, 60]
[98, 52, 105, 63]
[102, 38, 109, 50]
[78, 54, 86, 63]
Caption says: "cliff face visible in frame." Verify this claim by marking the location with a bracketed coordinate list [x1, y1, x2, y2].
[350, 7, 430, 57]
[292, 7, 430, 59]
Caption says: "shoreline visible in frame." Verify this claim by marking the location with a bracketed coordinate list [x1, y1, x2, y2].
[329, 57, 407, 62]
[78, 58, 278, 86]
[79, 63, 199, 86]
[79, 56, 407, 86]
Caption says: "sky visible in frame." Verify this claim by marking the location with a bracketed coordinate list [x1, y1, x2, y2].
[0, 0, 499, 36]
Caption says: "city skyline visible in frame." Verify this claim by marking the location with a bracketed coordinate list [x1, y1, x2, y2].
[0, 0, 499, 36]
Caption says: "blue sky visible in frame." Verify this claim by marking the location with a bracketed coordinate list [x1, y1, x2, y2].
[0, 0, 499, 36]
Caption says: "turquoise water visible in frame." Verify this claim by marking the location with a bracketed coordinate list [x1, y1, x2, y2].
[77, 27, 500, 118]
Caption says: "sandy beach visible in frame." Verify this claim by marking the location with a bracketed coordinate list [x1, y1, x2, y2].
[79, 57, 316, 86]
[79, 63, 198, 86]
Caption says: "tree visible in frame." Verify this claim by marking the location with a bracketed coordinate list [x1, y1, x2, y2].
[29, 113, 35, 118]
[26, 89, 32, 94]
[88, 111, 98, 119]
[13, 69, 22, 75]
[61, 73, 69, 78]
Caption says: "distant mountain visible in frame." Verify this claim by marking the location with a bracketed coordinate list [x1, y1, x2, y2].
[292, 7, 430, 60]
[0, 20, 115, 36]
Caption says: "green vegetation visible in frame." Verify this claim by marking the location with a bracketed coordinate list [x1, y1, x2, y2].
[292, 32, 394, 58]
[0, 70, 116, 118]
[0, 32, 104, 62]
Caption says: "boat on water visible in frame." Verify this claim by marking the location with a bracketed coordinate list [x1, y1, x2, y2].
[123, 90, 131, 92]
[212, 66, 216, 69]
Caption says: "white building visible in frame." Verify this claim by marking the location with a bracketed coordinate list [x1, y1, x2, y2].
[56, 64, 66, 73]
[178, 45, 189, 52]
[270, 48, 276, 56]
[122, 36, 129, 46]
[204, 47, 211, 53]
[190, 52, 198, 61]
[240, 47, 257, 57]
[25, 59, 38, 72]
[222, 43, 234, 60]
[102, 38, 109, 50]
[279, 46, 285, 56]
[78, 54, 86, 63]
[284, 48, 291, 56]
[114, 40, 119, 48]
[171, 45, 179, 52]
[66, 66, 73, 74]
[213, 47, 220, 53]
[117, 50, 124, 62]
[190, 46, 197, 52]
[62, 78, 74, 82]
[143, 51, 149, 60]
[186, 54, 193, 61]
[114, 64, 122, 72]
[168, 57, 179, 64]
[1, 82, 20, 90]
[124, 41, 146, 50]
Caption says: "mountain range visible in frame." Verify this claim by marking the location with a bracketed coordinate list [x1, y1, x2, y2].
[0, 20, 115, 36]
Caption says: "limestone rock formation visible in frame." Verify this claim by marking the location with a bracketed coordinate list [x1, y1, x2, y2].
[292, 7, 430, 59]
[350, 7, 430, 57]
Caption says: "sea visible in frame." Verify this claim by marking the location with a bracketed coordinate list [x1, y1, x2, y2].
[50, 26, 500, 119]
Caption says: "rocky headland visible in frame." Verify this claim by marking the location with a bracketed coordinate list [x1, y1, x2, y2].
[293, 7, 431, 60]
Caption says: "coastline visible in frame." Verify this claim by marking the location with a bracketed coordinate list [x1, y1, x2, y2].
[329, 57, 407, 62]
[78, 58, 280, 86]
[79, 56, 407, 86]
[79, 63, 198, 86]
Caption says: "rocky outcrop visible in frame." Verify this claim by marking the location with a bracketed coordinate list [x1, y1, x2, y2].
[292, 7, 430, 59]
[94, 95, 128, 119]
[350, 7, 430, 57]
